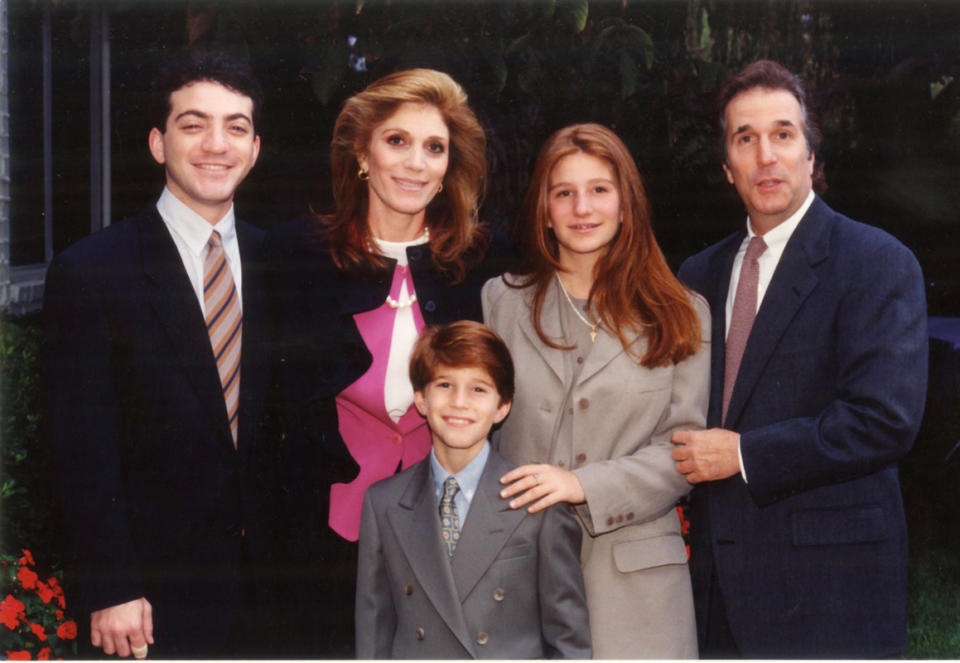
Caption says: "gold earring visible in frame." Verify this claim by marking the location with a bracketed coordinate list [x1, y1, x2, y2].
[357, 168, 369, 181]
[437, 182, 443, 194]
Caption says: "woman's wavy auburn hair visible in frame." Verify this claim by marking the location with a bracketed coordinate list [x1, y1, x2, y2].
[511, 123, 701, 367]
[321, 68, 488, 283]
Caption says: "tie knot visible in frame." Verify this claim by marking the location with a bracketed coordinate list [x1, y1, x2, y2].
[442, 477, 460, 501]
[208, 230, 223, 249]
[745, 235, 767, 262]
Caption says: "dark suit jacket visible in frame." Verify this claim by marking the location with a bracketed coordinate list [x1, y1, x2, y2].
[43, 205, 275, 657]
[677, 196, 927, 658]
[355, 448, 591, 659]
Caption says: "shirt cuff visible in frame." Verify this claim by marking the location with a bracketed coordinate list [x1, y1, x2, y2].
[737, 434, 747, 483]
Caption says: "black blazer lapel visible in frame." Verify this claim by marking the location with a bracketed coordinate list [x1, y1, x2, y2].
[138, 207, 234, 449]
[725, 201, 830, 428]
[236, 220, 267, 453]
[387, 462, 477, 656]
[450, 451, 527, 601]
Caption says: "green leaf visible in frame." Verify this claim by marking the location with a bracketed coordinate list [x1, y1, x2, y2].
[557, 0, 589, 34]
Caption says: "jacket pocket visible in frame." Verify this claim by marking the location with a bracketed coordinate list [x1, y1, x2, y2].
[612, 532, 687, 573]
[791, 505, 888, 546]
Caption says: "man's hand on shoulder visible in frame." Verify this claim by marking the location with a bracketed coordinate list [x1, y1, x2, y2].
[671, 429, 741, 484]
[90, 597, 154, 658]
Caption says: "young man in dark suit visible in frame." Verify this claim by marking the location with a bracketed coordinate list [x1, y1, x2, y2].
[671, 60, 928, 658]
[44, 50, 275, 658]
[356, 321, 591, 659]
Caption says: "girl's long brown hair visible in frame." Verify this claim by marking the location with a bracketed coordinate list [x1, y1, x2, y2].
[321, 68, 488, 283]
[510, 123, 701, 367]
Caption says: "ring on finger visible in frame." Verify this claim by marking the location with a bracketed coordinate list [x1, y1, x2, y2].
[533, 473, 540, 484]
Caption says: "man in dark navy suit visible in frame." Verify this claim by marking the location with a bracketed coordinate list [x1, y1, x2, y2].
[44, 51, 275, 658]
[672, 61, 927, 657]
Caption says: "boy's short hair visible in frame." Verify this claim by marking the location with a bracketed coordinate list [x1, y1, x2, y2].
[151, 50, 263, 133]
[409, 321, 515, 404]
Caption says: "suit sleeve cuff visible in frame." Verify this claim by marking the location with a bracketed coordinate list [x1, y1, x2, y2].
[738, 434, 747, 483]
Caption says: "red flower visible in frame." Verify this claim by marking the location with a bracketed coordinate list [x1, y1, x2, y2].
[17, 565, 39, 590]
[35, 581, 55, 605]
[0, 594, 26, 629]
[5, 651, 31, 660]
[19, 550, 36, 567]
[56, 621, 77, 640]
[37, 647, 52, 660]
[685, 544, 691, 560]
[55, 610, 64, 621]
[30, 621, 48, 641]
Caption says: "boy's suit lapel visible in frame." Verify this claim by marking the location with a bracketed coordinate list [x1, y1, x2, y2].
[451, 451, 527, 601]
[387, 462, 477, 657]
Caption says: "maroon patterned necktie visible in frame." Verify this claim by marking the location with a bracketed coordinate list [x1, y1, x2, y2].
[203, 230, 242, 447]
[722, 236, 767, 423]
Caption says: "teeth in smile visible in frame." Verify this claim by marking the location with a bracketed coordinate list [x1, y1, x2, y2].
[394, 178, 426, 191]
[445, 417, 472, 425]
[198, 164, 229, 171]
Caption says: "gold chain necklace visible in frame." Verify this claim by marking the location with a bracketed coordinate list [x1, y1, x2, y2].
[556, 273, 597, 343]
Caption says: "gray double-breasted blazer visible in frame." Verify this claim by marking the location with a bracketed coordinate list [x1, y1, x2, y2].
[482, 275, 710, 658]
[355, 447, 591, 659]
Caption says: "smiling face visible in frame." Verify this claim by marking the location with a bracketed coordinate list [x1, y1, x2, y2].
[148, 81, 260, 224]
[359, 102, 450, 239]
[547, 151, 622, 269]
[414, 364, 511, 474]
[722, 86, 814, 234]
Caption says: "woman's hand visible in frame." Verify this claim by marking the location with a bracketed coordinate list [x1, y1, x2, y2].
[499, 463, 585, 513]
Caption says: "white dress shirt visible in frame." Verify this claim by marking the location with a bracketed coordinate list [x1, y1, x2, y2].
[724, 190, 814, 337]
[728, 190, 814, 480]
[370, 232, 430, 423]
[156, 186, 242, 314]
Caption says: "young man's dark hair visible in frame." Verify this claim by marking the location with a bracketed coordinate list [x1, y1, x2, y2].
[151, 50, 263, 132]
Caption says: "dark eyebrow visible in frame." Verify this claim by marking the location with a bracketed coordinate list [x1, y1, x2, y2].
[732, 119, 796, 137]
[174, 110, 210, 123]
[173, 110, 252, 125]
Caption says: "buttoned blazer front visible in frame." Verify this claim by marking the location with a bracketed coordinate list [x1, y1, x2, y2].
[481, 275, 710, 657]
[677, 196, 928, 657]
[44, 204, 275, 656]
[355, 448, 591, 659]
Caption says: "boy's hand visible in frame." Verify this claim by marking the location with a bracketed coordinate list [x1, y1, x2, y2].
[499, 464, 585, 513]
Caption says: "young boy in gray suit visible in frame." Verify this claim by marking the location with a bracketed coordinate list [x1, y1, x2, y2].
[355, 321, 591, 659]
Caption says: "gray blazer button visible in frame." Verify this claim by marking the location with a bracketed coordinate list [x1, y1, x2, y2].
[575, 452, 587, 464]
[404, 584, 413, 595]
[416, 627, 425, 640]
[578, 397, 590, 410]
[476, 631, 489, 645]
[493, 588, 505, 601]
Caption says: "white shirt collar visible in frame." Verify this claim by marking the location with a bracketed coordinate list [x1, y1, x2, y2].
[370, 231, 430, 266]
[745, 189, 815, 245]
[156, 186, 237, 256]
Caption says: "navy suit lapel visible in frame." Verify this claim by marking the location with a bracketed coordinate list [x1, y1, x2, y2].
[725, 201, 830, 428]
[388, 462, 477, 656]
[707, 233, 743, 428]
[138, 207, 234, 449]
[451, 451, 527, 601]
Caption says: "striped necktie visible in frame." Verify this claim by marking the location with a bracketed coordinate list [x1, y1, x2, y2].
[204, 230, 242, 447]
